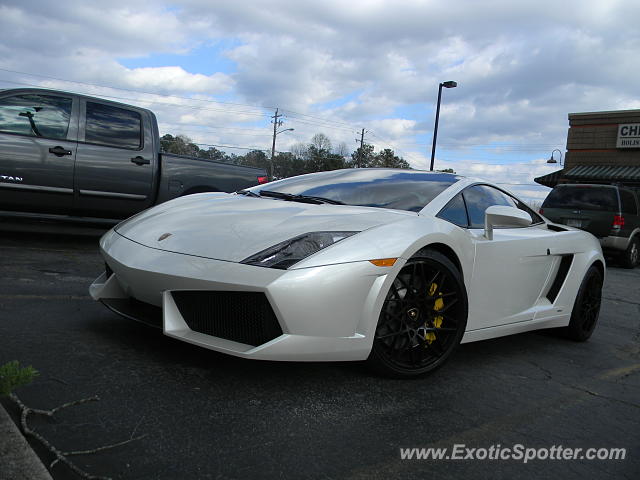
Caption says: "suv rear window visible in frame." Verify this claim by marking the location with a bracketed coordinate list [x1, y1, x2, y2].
[542, 186, 618, 211]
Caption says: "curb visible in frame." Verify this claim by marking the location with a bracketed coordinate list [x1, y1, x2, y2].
[0, 401, 53, 480]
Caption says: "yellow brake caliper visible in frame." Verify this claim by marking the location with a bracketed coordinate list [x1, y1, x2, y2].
[425, 282, 444, 344]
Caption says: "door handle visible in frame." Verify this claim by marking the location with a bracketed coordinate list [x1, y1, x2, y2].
[131, 156, 150, 166]
[48, 146, 72, 157]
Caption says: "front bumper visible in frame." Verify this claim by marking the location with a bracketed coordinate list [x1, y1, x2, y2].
[90, 231, 394, 361]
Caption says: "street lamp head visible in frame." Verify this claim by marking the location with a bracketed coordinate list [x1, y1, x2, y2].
[547, 148, 562, 165]
[442, 81, 457, 88]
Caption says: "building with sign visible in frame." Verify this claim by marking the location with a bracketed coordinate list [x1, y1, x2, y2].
[535, 109, 640, 189]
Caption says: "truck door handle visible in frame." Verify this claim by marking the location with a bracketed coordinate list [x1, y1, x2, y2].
[131, 156, 150, 166]
[48, 146, 73, 157]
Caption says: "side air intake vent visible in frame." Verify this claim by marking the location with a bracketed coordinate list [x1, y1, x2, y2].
[546, 255, 574, 303]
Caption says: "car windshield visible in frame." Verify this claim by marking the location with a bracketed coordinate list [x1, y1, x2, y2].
[542, 185, 618, 211]
[246, 169, 461, 212]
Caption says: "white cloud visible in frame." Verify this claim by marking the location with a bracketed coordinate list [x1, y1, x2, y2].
[0, 0, 637, 189]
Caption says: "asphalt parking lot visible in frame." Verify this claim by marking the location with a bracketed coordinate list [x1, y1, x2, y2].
[1, 222, 639, 480]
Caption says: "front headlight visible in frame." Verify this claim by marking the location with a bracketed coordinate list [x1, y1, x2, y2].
[241, 231, 358, 269]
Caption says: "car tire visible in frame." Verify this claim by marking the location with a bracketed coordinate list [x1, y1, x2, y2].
[367, 249, 468, 378]
[620, 237, 639, 269]
[562, 265, 603, 342]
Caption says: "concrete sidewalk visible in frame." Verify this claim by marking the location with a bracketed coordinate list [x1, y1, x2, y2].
[0, 402, 53, 480]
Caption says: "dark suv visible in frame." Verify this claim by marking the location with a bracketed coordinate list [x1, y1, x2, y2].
[541, 184, 640, 268]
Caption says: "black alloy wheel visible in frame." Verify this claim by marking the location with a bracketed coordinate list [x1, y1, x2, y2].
[563, 265, 603, 341]
[367, 249, 468, 378]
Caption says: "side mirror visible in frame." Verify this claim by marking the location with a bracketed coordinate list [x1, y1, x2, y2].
[484, 205, 532, 240]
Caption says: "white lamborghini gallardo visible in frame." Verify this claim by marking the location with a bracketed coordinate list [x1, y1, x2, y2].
[90, 169, 605, 377]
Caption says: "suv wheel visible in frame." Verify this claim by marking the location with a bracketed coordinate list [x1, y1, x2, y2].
[621, 237, 639, 269]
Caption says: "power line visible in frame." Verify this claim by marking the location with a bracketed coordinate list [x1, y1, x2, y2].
[0, 68, 368, 133]
[0, 78, 271, 117]
[0, 67, 369, 130]
[0, 67, 273, 112]
[157, 121, 274, 134]
[285, 115, 359, 133]
[163, 128, 272, 138]
[187, 141, 269, 152]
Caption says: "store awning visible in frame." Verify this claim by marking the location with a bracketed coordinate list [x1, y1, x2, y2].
[564, 165, 640, 182]
[534, 165, 640, 188]
[534, 169, 564, 188]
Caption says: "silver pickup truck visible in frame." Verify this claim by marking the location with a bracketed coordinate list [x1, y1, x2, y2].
[0, 88, 267, 222]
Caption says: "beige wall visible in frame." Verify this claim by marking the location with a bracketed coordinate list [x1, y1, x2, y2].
[565, 110, 640, 169]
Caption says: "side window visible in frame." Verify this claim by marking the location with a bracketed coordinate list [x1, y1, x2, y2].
[512, 197, 543, 224]
[0, 94, 72, 140]
[85, 102, 142, 149]
[620, 190, 638, 215]
[462, 185, 516, 228]
[437, 193, 469, 227]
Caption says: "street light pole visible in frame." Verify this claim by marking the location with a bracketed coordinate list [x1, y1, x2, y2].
[429, 81, 457, 171]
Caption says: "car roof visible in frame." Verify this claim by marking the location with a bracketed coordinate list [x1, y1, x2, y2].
[0, 87, 154, 114]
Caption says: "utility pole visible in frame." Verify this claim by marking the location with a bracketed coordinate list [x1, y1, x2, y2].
[270, 108, 283, 179]
[355, 128, 367, 168]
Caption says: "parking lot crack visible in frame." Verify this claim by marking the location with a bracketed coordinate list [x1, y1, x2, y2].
[603, 296, 640, 306]
[561, 384, 640, 410]
[525, 361, 640, 409]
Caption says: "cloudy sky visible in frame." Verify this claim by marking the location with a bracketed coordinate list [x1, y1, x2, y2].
[1, 0, 638, 202]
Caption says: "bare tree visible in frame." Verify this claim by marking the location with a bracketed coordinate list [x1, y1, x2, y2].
[290, 142, 309, 159]
[310, 133, 332, 153]
[335, 141, 349, 158]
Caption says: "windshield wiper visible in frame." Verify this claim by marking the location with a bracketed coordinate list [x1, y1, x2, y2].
[236, 189, 261, 197]
[258, 190, 344, 205]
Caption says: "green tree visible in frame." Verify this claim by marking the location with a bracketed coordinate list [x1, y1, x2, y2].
[372, 148, 411, 169]
[197, 146, 228, 162]
[273, 152, 308, 179]
[350, 143, 375, 168]
[236, 150, 269, 171]
[437, 168, 456, 174]
[160, 134, 199, 156]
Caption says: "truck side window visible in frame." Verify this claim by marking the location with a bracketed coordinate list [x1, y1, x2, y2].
[0, 94, 72, 140]
[85, 102, 142, 150]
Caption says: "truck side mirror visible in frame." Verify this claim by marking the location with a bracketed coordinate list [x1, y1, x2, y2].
[484, 206, 532, 240]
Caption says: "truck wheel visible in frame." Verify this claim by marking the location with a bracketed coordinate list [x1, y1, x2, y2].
[620, 237, 639, 269]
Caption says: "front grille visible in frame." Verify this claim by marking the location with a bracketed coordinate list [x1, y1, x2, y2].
[171, 291, 283, 347]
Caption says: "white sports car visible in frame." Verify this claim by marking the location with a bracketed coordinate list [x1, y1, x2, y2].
[90, 168, 605, 377]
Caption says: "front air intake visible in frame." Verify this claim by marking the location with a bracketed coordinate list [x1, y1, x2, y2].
[171, 291, 283, 347]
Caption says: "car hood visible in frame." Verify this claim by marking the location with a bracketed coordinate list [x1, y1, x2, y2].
[114, 193, 412, 262]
